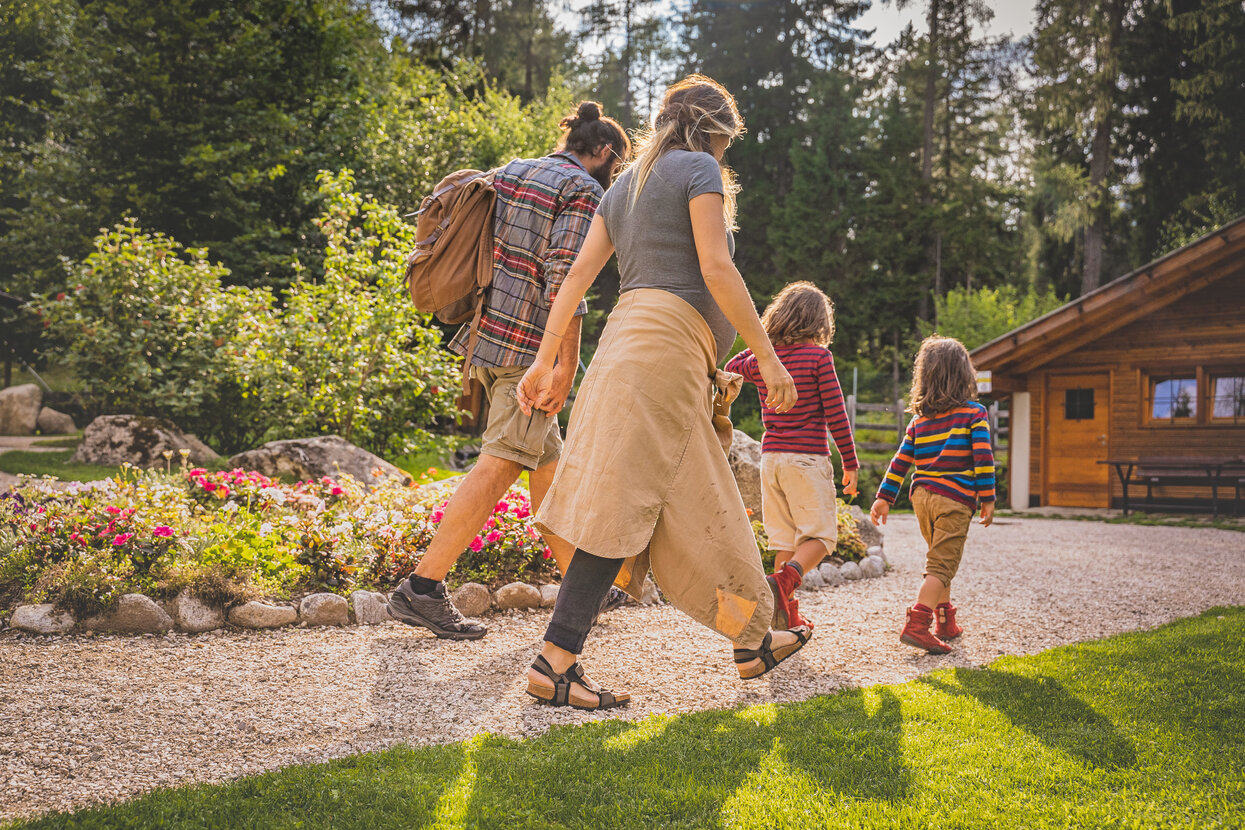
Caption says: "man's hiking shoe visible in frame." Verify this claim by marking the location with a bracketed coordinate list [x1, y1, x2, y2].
[598, 586, 628, 616]
[900, 603, 951, 654]
[389, 580, 487, 640]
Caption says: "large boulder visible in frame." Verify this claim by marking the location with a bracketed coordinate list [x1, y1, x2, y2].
[228, 435, 407, 487]
[451, 582, 492, 617]
[72, 415, 219, 468]
[727, 429, 763, 516]
[494, 582, 541, 611]
[0, 384, 43, 436]
[36, 407, 76, 435]
[11, 603, 75, 635]
[82, 594, 174, 634]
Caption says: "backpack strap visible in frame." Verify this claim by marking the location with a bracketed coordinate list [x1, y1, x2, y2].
[459, 290, 485, 396]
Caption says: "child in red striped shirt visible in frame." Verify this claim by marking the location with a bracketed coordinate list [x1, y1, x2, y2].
[869, 335, 995, 654]
[725, 282, 858, 631]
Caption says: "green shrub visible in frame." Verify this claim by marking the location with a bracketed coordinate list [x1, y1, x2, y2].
[231, 170, 465, 457]
[38, 222, 267, 451]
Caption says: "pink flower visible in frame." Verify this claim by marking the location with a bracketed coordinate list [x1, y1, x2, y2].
[188, 468, 206, 477]
[105, 506, 122, 515]
[112, 533, 134, 546]
[469, 536, 484, 552]
[485, 530, 503, 544]
[514, 506, 531, 519]
[542, 547, 553, 559]
[152, 526, 174, 538]
[527, 526, 539, 539]
[494, 501, 510, 514]
[430, 509, 444, 524]
[202, 482, 216, 492]
[218, 485, 230, 498]
[484, 517, 496, 530]
[330, 486, 344, 496]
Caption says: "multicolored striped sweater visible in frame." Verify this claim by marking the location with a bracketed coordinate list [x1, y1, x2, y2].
[724, 344, 858, 468]
[876, 403, 996, 509]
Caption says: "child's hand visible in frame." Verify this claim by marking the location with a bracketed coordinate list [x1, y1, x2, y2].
[841, 469, 858, 497]
[979, 502, 995, 527]
[869, 498, 889, 526]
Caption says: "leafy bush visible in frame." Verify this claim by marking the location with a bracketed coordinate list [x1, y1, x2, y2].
[922, 284, 1067, 351]
[230, 170, 465, 457]
[753, 497, 868, 571]
[38, 222, 266, 451]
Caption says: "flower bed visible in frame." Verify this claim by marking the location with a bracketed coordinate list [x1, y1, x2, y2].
[0, 466, 556, 620]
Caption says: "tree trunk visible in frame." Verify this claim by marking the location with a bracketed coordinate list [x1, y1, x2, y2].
[1081, 0, 1125, 296]
[920, 0, 942, 323]
[621, 0, 633, 126]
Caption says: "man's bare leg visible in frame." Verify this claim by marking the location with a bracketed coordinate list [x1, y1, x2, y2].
[412, 453, 524, 581]
[528, 458, 576, 575]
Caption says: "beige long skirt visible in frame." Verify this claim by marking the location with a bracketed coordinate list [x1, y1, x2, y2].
[535, 288, 773, 648]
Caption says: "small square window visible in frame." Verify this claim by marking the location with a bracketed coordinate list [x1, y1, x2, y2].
[1152, 377, 1197, 420]
[1064, 388, 1094, 420]
[1211, 376, 1245, 421]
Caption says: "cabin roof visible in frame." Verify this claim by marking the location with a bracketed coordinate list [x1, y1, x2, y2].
[970, 215, 1245, 378]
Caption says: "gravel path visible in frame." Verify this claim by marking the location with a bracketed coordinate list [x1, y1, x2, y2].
[2, 516, 1243, 821]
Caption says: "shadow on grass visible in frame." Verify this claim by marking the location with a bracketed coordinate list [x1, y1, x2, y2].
[922, 668, 1137, 770]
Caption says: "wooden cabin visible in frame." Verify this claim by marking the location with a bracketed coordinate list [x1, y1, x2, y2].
[971, 218, 1245, 512]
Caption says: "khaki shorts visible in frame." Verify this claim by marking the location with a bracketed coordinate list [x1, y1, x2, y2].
[912, 486, 975, 587]
[760, 452, 839, 552]
[474, 366, 562, 471]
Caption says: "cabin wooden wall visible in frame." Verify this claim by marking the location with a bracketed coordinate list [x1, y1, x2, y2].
[1019, 274, 1245, 506]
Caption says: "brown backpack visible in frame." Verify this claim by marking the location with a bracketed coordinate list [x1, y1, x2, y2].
[405, 168, 498, 390]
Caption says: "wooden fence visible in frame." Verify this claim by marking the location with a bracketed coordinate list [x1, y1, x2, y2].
[846, 396, 1009, 455]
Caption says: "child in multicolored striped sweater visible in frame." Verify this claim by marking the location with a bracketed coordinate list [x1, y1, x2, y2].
[725, 282, 858, 632]
[870, 335, 995, 654]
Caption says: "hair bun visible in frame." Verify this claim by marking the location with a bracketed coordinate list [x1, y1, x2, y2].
[577, 101, 601, 122]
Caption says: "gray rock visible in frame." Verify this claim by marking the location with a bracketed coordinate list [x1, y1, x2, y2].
[727, 429, 763, 516]
[494, 582, 542, 611]
[299, 593, 349, 626]
[228, 435, 407, 488]
[351, 590, 389, 625]
[72, 415, 219, 468]
[840, 561, 863, 581]
[36, 407, 76, 436]
[801, 568, 826, 590]
[11, 603, 75, 635]
[172, 591, 223, 633]
[82, 594, 174, 634]
[818, 563, 845, 587]
[849, 505, 884, 548]
[639, 577, 661, 606]
[451, 582, 492, 617]
[866, 545, 887, 565]
[860, 555, 886, 579]
[539, 584, 559, 608]
[228, 601, 297, 629]
[0, 384, 42, 436]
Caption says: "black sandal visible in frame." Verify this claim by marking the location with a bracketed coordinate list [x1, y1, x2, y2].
[733, 626, 812, 680]
[526, 655, 631, 710]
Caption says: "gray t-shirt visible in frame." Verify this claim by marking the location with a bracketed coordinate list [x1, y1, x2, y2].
[598, 149, 736, 363]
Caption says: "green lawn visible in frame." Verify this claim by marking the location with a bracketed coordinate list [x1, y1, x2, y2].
[9, 607, 1244, 829]
[0, 450, 117, 482]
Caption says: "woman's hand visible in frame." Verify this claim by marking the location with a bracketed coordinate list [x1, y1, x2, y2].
[757, 355, 797, 413]
[516, 359, 556, 416]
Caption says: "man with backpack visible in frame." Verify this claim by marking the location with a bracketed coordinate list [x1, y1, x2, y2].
[389, 101, 631, 640]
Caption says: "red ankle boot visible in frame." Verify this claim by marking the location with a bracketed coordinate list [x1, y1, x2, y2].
[766, 564, 803, 629]
[900, 604, 951, 654]
[935, 603, 963, 640]
[786, 596, 814, 632]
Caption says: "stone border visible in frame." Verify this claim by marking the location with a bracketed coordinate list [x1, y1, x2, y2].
[3, 547, 888, 637]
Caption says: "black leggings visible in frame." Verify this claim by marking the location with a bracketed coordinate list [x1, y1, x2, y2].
[544, 548, 623, 654]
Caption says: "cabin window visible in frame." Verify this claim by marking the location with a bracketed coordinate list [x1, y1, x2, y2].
[1150, 377, 1198, 421]
[1211, 375, 1245, 422]
[1064, 388, 1095, 420]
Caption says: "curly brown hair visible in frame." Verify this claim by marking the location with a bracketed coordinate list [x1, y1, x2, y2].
[908, 335, 978, 417]
[760, 282, 836, 347]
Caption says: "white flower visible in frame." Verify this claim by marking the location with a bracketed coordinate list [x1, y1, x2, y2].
[260, 487, 287, 505]
[259, 522, 273, 536]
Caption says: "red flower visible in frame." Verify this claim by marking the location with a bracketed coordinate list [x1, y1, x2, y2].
[55, 292, 66, 301]
[112, 533, 134, 546]
[153, 526, 174, 538]
[542, 547, 553, 559]
[469, 536, 484, 552]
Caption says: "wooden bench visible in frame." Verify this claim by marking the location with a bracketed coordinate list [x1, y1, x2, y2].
[1099, 457, 1245, 517]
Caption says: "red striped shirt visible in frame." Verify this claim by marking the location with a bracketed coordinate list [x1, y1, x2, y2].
[725, 344, 859, 468]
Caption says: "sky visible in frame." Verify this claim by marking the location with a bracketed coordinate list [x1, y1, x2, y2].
[857, 0, 1038, 45]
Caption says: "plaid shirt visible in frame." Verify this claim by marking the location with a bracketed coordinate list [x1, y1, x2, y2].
[449, 152, 600, 368]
